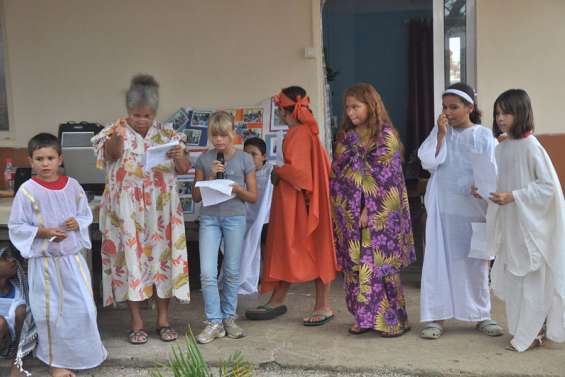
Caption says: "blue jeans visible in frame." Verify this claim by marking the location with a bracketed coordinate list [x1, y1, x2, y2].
[199, 215, 246, 323]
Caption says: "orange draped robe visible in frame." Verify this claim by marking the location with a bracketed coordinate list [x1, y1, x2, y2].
[260, 123, 337, 293]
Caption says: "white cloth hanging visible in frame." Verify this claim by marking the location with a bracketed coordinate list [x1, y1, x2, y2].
[238, 163, 273, 294]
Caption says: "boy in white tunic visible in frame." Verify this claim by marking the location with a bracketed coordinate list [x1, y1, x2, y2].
[8, 133, 107, 377]
[488, 89, 565, 351]
[418, 83, 503, 339]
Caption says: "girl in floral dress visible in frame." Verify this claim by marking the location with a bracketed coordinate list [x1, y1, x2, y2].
[330, 83, 415, 336]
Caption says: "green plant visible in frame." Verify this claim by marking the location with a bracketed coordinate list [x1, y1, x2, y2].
[151, 330, 253, 377]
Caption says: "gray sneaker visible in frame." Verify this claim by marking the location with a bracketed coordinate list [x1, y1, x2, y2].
[196, 322, 226, 344]
[223, 318, 245, 339]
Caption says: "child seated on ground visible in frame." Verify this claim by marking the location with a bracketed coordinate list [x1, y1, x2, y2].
[238, 137, 274, 294]
[8, 133, 107, 377]
[0, 247, 36, 377]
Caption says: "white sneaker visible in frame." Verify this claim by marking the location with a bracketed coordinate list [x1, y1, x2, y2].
[196, 322, 226, 344]
[223, 318, 245, 339]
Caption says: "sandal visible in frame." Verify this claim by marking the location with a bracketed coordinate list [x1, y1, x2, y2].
[506, 327, 545, 352]
[420, 322, 443, 339]
[348, 324, 371, 335]
[476, 320, 504, 337]
[506, 338, 544, 352]
[128, 329, 149, 345]
[303, 311, 335, 327]
[245, 304, 287, 320]
[156, 326, 178, 342]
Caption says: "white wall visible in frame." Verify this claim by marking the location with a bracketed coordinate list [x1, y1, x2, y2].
[0, 0, 324, 146]
[476, 0, 565, 134]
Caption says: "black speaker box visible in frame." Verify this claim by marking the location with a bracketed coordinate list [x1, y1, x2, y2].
[14, 167, 32, 193]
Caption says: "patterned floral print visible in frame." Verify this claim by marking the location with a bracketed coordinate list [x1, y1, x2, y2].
[92, 119, 190, 306]
[330, 126, 415, 335]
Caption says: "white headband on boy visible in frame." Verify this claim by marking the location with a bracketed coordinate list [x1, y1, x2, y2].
[443, 88, 474, 104]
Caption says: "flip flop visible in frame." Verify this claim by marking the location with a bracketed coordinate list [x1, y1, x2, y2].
[476, 320, 504, 337]
[245, 304, 287, 320]
[128, 329, 149, 345]
[420, 322, 443, 339]
[303, 311, 334, 327]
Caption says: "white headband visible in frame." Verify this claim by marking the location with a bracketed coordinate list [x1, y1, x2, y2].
[443, 88, 474, 104]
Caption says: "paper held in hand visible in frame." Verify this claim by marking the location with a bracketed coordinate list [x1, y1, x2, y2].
[471, 153, 497, 199]
[144, 141, 179, 172]
[195, 179, 236, 207]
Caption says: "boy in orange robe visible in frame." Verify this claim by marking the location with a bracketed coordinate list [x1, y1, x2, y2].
[245, 86, 338, 326]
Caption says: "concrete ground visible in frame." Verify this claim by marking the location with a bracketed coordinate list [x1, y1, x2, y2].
[2, 274, 564, 377]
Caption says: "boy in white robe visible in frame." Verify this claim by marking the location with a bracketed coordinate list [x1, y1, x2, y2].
[488, 89, 565, 351]
[8, 133, 107, 376]
[418, 84, 503, 339]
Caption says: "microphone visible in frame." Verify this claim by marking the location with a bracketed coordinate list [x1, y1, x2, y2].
[216, 152, 225, 179]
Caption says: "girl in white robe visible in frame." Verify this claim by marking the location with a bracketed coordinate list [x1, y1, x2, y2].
[9, 134, 107, 376]
[418, 83, 503, 339]
[488, 89, 565, 351]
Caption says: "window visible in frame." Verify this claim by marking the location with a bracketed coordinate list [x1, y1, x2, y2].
[444, 0, 467, 86]
[442, 0, 476, 88]
[433, 0, 476, 116]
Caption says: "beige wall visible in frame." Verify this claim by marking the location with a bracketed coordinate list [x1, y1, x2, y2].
[0, 0, 324, 147]
[476, 0, 565, 134]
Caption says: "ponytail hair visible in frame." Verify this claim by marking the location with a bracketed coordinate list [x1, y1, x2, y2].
[443, 82, 481, 124]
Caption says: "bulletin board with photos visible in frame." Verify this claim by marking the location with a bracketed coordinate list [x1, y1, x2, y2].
[168, 98, 287, 222]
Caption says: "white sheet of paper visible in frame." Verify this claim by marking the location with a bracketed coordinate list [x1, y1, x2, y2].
[144, 141, 179, 171]
[469, 222, 493, 260]
[195, 179, 236, 207]
[471, 153, 497, 199]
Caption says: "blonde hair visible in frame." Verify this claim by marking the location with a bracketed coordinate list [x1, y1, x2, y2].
[208, 111, 234, 137]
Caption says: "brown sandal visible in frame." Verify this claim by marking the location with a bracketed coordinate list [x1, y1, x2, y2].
[157, 326, 178, 342]
[128, 329, 149, 345]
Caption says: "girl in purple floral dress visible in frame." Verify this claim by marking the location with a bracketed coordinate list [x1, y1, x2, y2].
[330, 83, 415, 336]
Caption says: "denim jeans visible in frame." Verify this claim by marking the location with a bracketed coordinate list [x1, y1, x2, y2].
[199, 215, 246, 323]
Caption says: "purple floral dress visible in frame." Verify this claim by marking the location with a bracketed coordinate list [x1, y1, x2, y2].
[330, 126, 415, 335]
